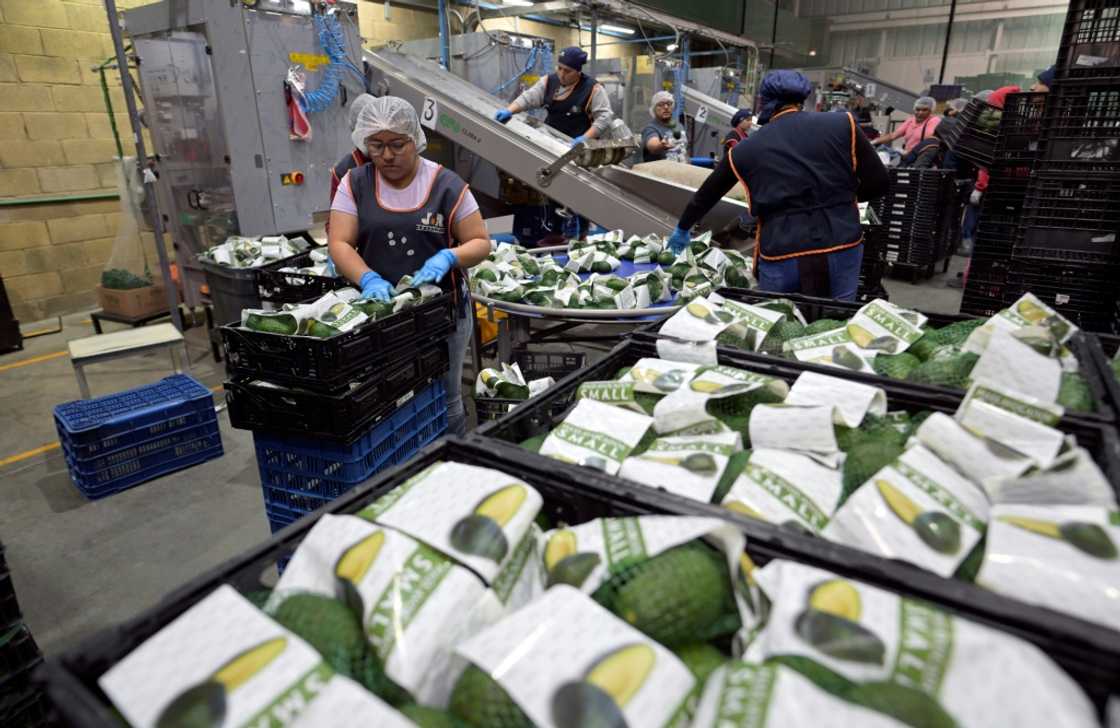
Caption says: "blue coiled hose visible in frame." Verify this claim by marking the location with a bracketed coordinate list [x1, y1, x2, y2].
[300, 13, 365, 114]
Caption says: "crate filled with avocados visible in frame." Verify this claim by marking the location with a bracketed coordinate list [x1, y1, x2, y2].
[634, 287, 1117, 426]
[39, 437, 1120, 727]
[220, 278, 454, 392]
[476, 336, 1120, 647]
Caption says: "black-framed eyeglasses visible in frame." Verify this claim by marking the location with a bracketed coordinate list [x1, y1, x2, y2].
[367, 139, 412, 155]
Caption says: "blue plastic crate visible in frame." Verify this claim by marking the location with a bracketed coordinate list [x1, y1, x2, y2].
[265, 502, 303, 533]
[67, 435, 224, 500]
[62, 416, 219, 474]
[54, 374, 216, 459]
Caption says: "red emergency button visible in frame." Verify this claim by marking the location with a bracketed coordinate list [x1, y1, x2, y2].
[291, 171, 304, 185]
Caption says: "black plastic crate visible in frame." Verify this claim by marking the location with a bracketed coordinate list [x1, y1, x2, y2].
[256, 250, 348, 305]
[221, 293, 454, 392]
[226, 340, 449, 441]
[1017, 222, 1120, 265]
[0, 572, 21, 632]
[1039, 81, 1120, 172]
[474, 349, 587, 422]
[0, 625, 41, 691]
[994, 92, 1048, 161]
[943, 97, 1002, 167]
[1055, 0, 1120, 80]
[37, 436, 1120, 726]
[0, 687, 50, 728]
[199, 246, 309, 328]
[634, 288, 1118, 425]
[1004, 258, 1120, 332]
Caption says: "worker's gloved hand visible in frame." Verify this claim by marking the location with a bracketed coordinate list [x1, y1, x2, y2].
[359, 271, 392, 302]
[667, 226, 691, 255]
[495, 109, 513, 124]
[570, 135, 588, 148]
[411, 249, 458, 286]
[969, 189, 982, 206]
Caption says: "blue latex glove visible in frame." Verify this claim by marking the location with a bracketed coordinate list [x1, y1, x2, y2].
[411, 249, 457, 287]
[667, 226, 691, 254]
[570, 134, 588, 148]
[495, 109, 513, 124]
[359, 271, 392, 302]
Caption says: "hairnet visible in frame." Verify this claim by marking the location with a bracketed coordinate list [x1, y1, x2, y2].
[559, 46, 588, 71]
[650, 90, 675, 118]
[731, 108, 754, 127]
[351, 96, 427, 153]
[947, 98, 967, 113]
[914, 96, 935, 111]
[758, 70, 813, 124]
[348, 93, 378, 131]
[1037, 65, 1056, 87]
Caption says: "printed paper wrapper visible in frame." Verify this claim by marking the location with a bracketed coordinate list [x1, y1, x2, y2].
[749, 405, 839, 455]
[823, 444, 989, 577]
[978, 505, 1120, 633]
[969, 328, 1062, 404]
[539, 398, 653, 475]
[577, 380, 650, 414]
[654, 365, 789, 435]
[721, 448, 843, 534]
[654, 338, 719, 365]
[659, 298, 736, 342]
[715, 296, 786, 352]
[289, 675, 418, 728]
[100, 586, 342, 728]
[983, 446, 1118, 508]
[455, 586, 696, 728]
[785, 371, 888, 427]
[621, 357, 705, 394]
[618, 431, 743, 502]
[750, 560, 1098, 728]
[964, 292, 1079, 354]
[915, 412, 1034, 486]
[785, 328, 877, 374]
[358, 461, 543, 585]
[267, 515, 490, 706]
[845, 299, 927, 354]
[954, 380, 1066, 468]
[690, 661, 908, 728]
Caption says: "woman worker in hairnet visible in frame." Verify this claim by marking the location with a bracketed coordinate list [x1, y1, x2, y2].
[328, 97, 491, 437]
[641, 90, 689, 163]
[665, 70, 889, 301]
[872, 96, 941, 155]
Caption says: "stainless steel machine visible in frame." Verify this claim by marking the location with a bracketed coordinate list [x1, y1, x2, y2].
[121, 0, 364, 305]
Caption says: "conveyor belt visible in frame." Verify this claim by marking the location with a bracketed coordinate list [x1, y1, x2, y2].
[364, 49, 749, 236]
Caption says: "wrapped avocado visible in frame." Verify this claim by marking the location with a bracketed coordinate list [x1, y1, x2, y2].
[476, 364, 531, 400]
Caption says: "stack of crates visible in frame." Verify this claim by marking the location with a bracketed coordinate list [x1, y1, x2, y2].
[1010, 0, 1120, 332]
[220, 293, 456, 532]
[53, 375, 223, 499]
[961, 92, 1047, 317]
[940, 96, 1002, 168]
[873, 168, 956, 280]
[0, 542, 48, 727]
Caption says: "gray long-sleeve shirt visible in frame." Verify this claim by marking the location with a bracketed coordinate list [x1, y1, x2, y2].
[513, 75, 613, 136]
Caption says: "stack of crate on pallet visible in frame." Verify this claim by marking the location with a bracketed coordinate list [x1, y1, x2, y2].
[873, 168, 957, 281]
[221, 292, 456, 533]
[53, 375, 223, 500]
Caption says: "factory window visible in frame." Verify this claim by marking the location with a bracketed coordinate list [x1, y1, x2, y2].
[829, 30, 881, 64]
[886, 23, 947, 57]
[949, 19, 997, 54]
[998, 14, 1065, 51]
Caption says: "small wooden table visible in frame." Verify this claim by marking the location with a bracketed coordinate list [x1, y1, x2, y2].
[68, 323, 190, 399]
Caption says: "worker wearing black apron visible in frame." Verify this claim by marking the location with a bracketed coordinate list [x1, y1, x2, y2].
[495, 46, 612, 240]
[328, 97, 492, 436]
[666, 70, 889, 301]
[721, 108, 753, 159]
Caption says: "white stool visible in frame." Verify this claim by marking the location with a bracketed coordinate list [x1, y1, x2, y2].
[68, 323, 190, 399]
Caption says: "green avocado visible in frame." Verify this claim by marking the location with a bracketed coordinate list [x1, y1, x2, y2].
[450, 665, 534, 728]
[794, 608, 886, 665]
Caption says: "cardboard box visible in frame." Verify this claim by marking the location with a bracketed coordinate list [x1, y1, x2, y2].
[96, 284, 169, 320]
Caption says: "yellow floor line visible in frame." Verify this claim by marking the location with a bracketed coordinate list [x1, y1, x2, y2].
[0, 350, 68, 373]
[0, 442, 61, 468]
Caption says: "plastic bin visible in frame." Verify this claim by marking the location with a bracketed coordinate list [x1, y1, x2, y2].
[941, 97, 1001, 167]
[199, 249, 308, 327]
[0, 572, 20, 632]
[38, 437, 1120, 726]
[0, 624, 41, 691]
[221, 293, 454, 392]
[1055, 0, 1120, 80]
[53, 374, 217, 460]
[1039, 80, 1120, 172]
[226, 340, 449, 441]
[633, 288, 1118, 425]
[474, 349, 587, 422]
[256, 250, 348, 305]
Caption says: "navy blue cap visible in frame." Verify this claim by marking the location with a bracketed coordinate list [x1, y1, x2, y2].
[1037, 65, 1056, 87]
[731, 108, 753, 127]
[558, 46, 588, 71]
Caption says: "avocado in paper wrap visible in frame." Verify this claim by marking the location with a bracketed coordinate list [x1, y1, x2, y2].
[978, 504, 1120, 632]
[266, 515, 491, 706]
[539, 398, 653, 474]
[100, 585, 394, 728]
[983, 446, 1118, 508]
[476, 363, 529, 400]
[823, 444, 989, 577]
[690, 661, 909, 728]
[749, 560, 1098, 728]
[289, 675, 418, 728]
[954, 380, 1067, 469]
[748, 405, 840, 458]
[915, 411, 1035, 485]
[722, 448, 843, 534]
[621, 357, 705, 394]
[454, 586, 696, 728]
[659, 298, 737, 342]
[653, 365, 790, 435]
[577, 380, 655, 414]
[785, 371, 888, 428]
[969, 328, 1063, 403]
[785, 327, 877, 374]
[844, 299, 927, 354]
[654, 337, 720, 366]
[710, 294, 787, 352]
[964, 292, 1079, 356]
[619, 431, 743, 502]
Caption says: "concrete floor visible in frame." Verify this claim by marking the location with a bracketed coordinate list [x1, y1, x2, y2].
[0, 258, 966, 660]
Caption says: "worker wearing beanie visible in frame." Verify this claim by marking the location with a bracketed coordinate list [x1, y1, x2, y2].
[665, 70, 889, 301]
[641, 90, 689, 163]
[1033, 65, 1057, 92]
[495, 46, 613, 148]
[722, 108, 754, 158]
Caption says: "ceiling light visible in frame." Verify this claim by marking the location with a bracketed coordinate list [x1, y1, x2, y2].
[809, 49, 817, 56]
[599, 23, 635, 35]
[666, 43, 679, 52]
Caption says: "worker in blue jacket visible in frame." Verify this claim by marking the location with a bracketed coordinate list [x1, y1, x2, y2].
[667, 70, 889, 301]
